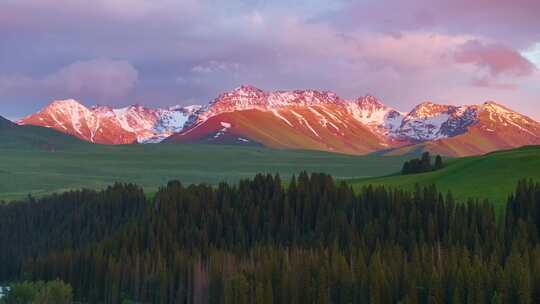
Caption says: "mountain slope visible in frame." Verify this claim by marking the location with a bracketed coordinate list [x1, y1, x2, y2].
[17, 100, 200, 144]
[168, 86, 540, 156]
[0, 115, 85, 150]
[387, 102, 540, 156]
[351, 145, 540, 209]
[167, 86, 410, 154]
[174, 108, 390, 153]
[393, 102, 478, 141]
[0, 116, 15, 128]
[16, 86, 540, 156]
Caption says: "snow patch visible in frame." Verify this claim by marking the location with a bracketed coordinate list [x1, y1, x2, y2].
[271, 109, 293, 127]
[290, 110, 320, 138]
[213, 121, 232, 139]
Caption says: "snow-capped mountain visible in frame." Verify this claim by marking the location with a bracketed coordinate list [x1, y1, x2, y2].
[346, 95, 405, 135]
[394, 102, 478, 141]
[387, 101, 540, 156]
[168, 86, 540, 156]
[197, 85, 345, 120]
[16, 86, 540, 156]
[170, 86, 399, 154]
[17, 99, 200, 144]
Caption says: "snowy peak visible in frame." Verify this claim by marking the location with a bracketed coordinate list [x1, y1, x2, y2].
[356, 95, 386, 111]
[18, 100, 202, 144]
[207, 85, 268, 114]
[48, 98, 85, 108]
[208, 85, 345, 114]
[483, 100, 508, 110]
[475, 101, 540, 138]
[481, 101, 534, 124]
[43, 99, 94, 118]
[232, 85, 266, 97]
[169, 104, 202, 114]
[406, 101, 451, 118]
[482, 101, 525, 120]
[396, 102, 480, 141]
[270, 89, 342, 106]
[346, 95, 404, 135]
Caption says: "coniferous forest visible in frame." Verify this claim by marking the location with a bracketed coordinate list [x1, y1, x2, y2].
[1, 173, 540, 303]
[402, 152, 444, 175]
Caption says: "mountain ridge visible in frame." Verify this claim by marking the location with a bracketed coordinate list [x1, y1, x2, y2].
[168, 86, 540, 156]
[15, 86, 540, 156]
[0, 115, 15, 129]
[17, 100, 201, 144]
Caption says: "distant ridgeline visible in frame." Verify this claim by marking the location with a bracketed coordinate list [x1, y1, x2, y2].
[402, 152, 444, 174]
[1, 174, 540, 303]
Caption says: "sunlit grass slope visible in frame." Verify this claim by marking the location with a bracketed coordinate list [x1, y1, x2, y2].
[350, 146, 540, 209]
[0, 126, 408, 200]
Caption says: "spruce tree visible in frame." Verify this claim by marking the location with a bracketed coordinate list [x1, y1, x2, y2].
[434, 155, 443, 170]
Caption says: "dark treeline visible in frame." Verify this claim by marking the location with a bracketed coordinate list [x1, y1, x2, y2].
[1, 174, 540, 303]
[402, 152, 444, 175]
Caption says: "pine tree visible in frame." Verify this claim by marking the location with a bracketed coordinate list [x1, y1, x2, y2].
[434, 155, 443, 170]
[421, 152, 432, 171]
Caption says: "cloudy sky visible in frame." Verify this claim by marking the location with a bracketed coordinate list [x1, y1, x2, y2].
[1, 0, 539, 119]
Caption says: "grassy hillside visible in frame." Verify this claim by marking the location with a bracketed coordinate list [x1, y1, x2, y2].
[350, 145, 540, 210]
[0, 117, 86, 150]
[4, 117, 538, 208]
[0, 130, 408, 200]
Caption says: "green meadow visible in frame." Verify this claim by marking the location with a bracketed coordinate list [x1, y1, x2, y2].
[2, 119, 540, 207]
[349, 146, 540, 210]
[0, 140, 407, 201]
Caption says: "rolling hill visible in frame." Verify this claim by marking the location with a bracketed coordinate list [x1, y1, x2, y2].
[350, 145, 540, 210]
[4, 112, 540, 209]
[0, 137, 409, 201]
[0, 115, 85, 150]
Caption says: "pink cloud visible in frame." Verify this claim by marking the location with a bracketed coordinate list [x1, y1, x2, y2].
[454, 40, 536, 77]
[0, 59, 139, 101]
[471, 77, 517, 91]
[45, 59, 139, 99]
[333, 0, 540, 47]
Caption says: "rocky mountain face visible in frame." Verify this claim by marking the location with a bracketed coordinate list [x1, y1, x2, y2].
[17, 99, 200, 144]
[392, 102, 479, 141]
[169, 86, 540, 156]
[16, 86, 540, 156]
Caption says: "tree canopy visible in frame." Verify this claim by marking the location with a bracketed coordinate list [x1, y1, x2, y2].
[402, 152, 444, 174]
[0, 173, 539, 303]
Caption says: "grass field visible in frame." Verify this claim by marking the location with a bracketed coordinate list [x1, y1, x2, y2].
[349, 146, 540, 211]
[2, 120, 539, 207]
[0, 141, 409, 201]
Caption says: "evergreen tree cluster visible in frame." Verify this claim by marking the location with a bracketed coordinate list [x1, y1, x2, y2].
[402, 152, 444, 175]
[0, 173, 539, 303]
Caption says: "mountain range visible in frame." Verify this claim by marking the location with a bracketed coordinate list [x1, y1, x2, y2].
[18, 99, 201, 144]
[14, 85, 540, 156]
